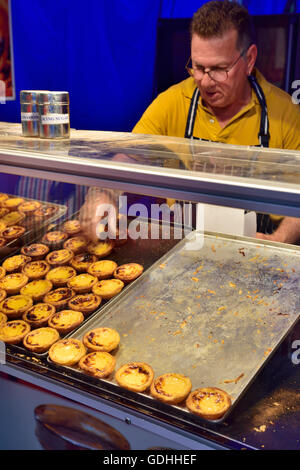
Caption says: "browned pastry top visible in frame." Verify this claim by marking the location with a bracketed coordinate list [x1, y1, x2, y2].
[186, 387, 232, 420]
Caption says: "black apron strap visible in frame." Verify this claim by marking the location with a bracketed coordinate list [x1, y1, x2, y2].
[185, 87, 200, 139]
[248, 75, 274, 232]
[248, 74, 270, 148]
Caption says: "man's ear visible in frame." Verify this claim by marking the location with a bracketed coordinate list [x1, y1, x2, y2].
[246, 44, 257, 75]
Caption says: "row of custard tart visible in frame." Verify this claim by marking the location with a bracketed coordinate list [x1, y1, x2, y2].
[0, 195, 60, 247]
[0, 259, 143, 302]
[0, 302, 87, 339]
[47, 327, 232, 421]
[0, 317, 71, 354]
[0, 237, 143, 333]
[0, 193, 58, 219]
[0, 319, 60, 353]
[0, 313, 118, 350]
[0, 235, 143, 292]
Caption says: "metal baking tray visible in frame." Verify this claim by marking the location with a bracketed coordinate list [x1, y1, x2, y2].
[0, 196, 67, 261]
[6, 217, 184, 358]
[53, 231, 300, 424]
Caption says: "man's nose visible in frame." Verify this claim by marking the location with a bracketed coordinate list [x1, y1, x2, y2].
[199, 71, 215, 86]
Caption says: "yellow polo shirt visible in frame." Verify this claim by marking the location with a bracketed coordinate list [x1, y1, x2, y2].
[133, 69, 300, 151]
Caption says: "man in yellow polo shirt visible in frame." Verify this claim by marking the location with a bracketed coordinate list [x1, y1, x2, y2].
[132, 0, 300, 244]
[133, 67, 300, 150]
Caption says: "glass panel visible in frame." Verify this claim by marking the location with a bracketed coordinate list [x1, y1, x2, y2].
[0, 124, 300, 188]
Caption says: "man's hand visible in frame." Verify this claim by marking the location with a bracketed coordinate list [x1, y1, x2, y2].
[79, 188, 120, 242]
[256, 232, 279, 242]
[256, 216, 300, 245]
[79, 154, 138, 242]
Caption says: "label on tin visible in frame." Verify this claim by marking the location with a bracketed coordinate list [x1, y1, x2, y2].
[21, 112, 39, 122]
[41, 113, 69, 125]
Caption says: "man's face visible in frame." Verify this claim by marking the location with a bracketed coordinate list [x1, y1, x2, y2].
[190, 29, 249, 110]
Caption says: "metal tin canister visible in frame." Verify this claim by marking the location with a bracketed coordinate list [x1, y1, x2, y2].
[20, 90, 42, 137]
[38, 91, 70, 139]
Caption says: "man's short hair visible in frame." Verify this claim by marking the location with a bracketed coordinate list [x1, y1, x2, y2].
[190, 0, 256, 52]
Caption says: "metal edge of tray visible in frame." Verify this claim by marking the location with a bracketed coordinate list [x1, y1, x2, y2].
[45, 231, 300, 425]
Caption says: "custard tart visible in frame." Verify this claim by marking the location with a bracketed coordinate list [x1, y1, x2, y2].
[115, 362, 154, 393]
[113, 263, 143, 283]
[0, 294, 33, 319]
[2, 197, 25, 211]
[20, 279, 53, 302]
[63, 236, 88, 254]
[67, 273, 97, 294]
[42, 231, 68, 248]
[22, 303, 56, 328]
[3, 254, 31, 273]
[0, 211, 25, 227]
[150, 373, 192, 405]
[68, 293, 101, 315]
[0, 319, 30, 344]
[0, 289, 7, 302]
[0, 193, 8, 205]
[21, 243, 49, 260]
[18, 200, 41, 216]
[0, 266, 6, 280]
[22, 260, 50, 280]
[1, 225, 25, 240]
[34, 205, 58, 219]
[46, 249, 73, 267]
[83, 327, 120, 352]
[92, 279, 124, 300]
[87, 240, 114, 258]
[87, 260, 118, 280]
[186, 387, 232, 420]
[0, 272, 29, 294]
[0, 220, 7, 232]
[48, 309, 84, 335]
[62, 219, 82, 236]
[43, 287, 75, 310]
[0, 289, 6, 303]
[46, 265, 76, 287]
[49, 338, 86, 366]
[79, 351, 116, 378]
[70, 252, 97, 273]
[0, 312, 7, 328]
[23, 327, 60, 353]
[0, 208, 9, 218]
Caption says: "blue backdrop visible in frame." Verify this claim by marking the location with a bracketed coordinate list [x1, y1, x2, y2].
[0, 0, 298, 132]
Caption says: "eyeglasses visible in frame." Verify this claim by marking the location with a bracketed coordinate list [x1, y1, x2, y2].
[185, 48, 247, 82]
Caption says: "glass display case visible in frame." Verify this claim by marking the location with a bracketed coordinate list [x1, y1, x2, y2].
[0, 122, 300, 451]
